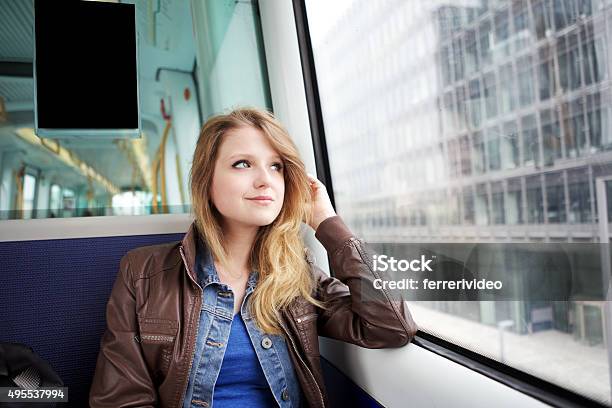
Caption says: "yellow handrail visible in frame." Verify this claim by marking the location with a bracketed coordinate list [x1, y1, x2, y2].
[151, 120, 172, 213]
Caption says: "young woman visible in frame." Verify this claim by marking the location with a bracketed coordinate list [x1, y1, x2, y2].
[89, 107, 417, 408]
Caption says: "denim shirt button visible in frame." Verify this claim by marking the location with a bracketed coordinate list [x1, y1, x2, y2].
[281, 388, 290, 401]
[261, 336, 273, 349]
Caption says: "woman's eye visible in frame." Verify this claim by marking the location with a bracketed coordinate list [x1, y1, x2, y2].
[232, 160, 283, 171]
[233, 160, 249, 169]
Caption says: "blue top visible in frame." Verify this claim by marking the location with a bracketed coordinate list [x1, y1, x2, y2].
[181, 237, 303, 408]
[213, 313, 276, 407]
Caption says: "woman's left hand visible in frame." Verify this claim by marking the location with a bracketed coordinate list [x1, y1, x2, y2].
[305, 173, 337, 232]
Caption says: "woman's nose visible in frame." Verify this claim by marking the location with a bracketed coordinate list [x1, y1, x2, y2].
[253, 165, 274, 187]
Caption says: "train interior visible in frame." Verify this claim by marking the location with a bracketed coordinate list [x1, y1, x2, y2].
[1, 0, 611, 407]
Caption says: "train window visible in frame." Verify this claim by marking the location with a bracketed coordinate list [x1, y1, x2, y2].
[306, 0, 611, 404]
[22, 172, 37, 220]
[49, 184, 61, 218]
[62, 188, 76, 218]
[0, 0, 271, 220]
[507, 177, 524, 225]
[111, 190, 152, 216]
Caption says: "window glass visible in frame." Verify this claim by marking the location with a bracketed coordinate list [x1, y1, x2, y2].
[475, 183, 490, 225]
[491, 181, 505, 224]
[22, 173, 36, 220]
[448, 139, 460, 179]
[483, 71, 498, 119]
[538, 44, 556, 101]
[499, 63, 516, 114]
[442, 91, 457, 134]
[49, 184, 61, 217]
[501, 120, 519, 169]
[567, 168, 592, 223]
[463, 186, 475, 224]
[465, 30, 479, 76]
[564, 97, 587, 158]
[486, 126, 501, 172]
[473, 130, 486, 174]
[62, 188, 75, 218]
[540, 108, 563, 165]
[456, 84, 469, 131]
[459, 135, 472, 176]
[546, 172, 566, 223]
[532, 0, 553, 40]
[513, 0, 533, 51]
[527, 175, 544, 223]
[517, 55, 535, 107]
[307, 0, 612, 404]
[521, 114, 539, 166]
[506, 177, 524, 224]
[479, 19, 493, 67]
[453, 37, 465, 82]
[494, 7, 511, 58]
[0, 0, 271, 219]
[469, 78, 482, 128]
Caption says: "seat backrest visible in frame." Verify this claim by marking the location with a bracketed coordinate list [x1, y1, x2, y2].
[0, 232, 184, 407]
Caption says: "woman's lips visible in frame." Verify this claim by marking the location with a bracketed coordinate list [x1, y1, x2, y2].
[246, 198, 273, 205]
[248, 196, 273, 200]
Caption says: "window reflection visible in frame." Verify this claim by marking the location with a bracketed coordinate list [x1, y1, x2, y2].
[540, 108, 562, 165]
[486, 126, 501, 171]
[49, 184, 61, 217]
[475, 183, 490, 225]
[507, 177, 524, 224]
[491, 181, 505, 224]
[472, 130, 486, 174]
[526, 175, 544, 224]
[463, 185, 475, 225]
[568, 168, 592, 223]
[517, 55, 535, 107]
[306, 0, 612, 403]
[546, 172, 566, 223]
[0, 0, 271, 220]
[22, 173, 36, 220]
[499, 63, 515, 114]
[483, 71, 498, 119]
[501, 120, 519, 169]
[521, 114, 539, 166]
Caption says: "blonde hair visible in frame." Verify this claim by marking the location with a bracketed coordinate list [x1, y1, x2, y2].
[189, 107, 326, 334]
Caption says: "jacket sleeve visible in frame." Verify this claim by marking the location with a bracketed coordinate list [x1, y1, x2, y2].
[311, 215, 418, 348]
[89, 253, 158, 408]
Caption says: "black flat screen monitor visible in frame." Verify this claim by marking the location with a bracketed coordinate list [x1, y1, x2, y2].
[34, 0, 140, 139]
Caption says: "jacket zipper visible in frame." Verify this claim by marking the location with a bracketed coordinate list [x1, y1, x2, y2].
[178, 245, 202, 408]
[278, 317, 325, 408]
[140, 334, 175, 342]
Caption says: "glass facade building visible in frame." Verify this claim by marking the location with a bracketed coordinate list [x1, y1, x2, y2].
[307, 0, 612, 404]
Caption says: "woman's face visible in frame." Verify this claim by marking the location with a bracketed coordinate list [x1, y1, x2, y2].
[210, 125, 285, 230]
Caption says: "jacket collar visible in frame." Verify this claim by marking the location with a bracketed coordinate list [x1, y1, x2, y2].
[181, 221, 258, 292]
[180, 221, 199, 283]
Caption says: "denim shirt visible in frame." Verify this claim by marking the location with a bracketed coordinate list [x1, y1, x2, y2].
[181, 238, 302, 408]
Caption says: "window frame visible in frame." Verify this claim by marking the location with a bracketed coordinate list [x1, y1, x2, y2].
[296, 1, 610, 406]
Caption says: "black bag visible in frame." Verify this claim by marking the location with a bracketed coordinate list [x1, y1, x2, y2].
[0, 342, 63, 408]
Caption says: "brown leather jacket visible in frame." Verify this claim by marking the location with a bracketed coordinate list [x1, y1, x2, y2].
[89, 215, 418, 407]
